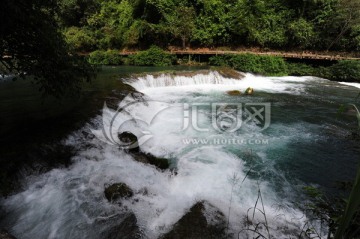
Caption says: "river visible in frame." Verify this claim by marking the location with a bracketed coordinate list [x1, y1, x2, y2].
[0, 66, 359, 238]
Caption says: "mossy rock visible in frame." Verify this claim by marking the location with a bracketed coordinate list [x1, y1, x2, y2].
[245, 87, 254, 95]
[160, 201, 228, 239]
[104, 183, 134, 202]
[226, 90, 242, 96]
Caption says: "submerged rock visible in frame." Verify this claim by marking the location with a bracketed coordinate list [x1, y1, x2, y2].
[160, 201, 228, 239]
[0, 230, 16, 239]
[104, 183, 134, 202]
[226, 90, 242, 96]
[104, 213, 142, 239]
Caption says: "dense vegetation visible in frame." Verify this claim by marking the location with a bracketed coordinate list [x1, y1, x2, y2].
[0, 0, 94, 97]
[59, 0, 360, 52]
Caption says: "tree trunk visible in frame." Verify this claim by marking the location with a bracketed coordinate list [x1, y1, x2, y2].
[182, 36, 186, 49]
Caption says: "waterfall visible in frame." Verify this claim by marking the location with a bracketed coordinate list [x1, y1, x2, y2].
[127, 71, 243, 90]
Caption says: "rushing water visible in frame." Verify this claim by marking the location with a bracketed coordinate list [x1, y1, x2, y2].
[0, 67, 359, 238]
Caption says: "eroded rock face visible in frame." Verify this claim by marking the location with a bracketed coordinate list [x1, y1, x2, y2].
[104, 213, 142, 239]
[160, 201, 228, 239]
[104, 183, 134, 202]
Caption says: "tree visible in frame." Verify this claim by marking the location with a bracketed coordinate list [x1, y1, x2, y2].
[159, 4, 196, 49]
[327, 0, 360, 50]
[287, 18, 315, 48]
[0, 0, 94, 97]
[192, 0, 232, 46]
[233, 0, 289, 48]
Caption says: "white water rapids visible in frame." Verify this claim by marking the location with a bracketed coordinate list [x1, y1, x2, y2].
[2, 71, 343, 239]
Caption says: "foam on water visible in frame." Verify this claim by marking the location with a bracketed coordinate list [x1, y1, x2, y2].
[1, 71, 327, 239]
[128, 71, 314, 95]
[339, 81, 360, 89]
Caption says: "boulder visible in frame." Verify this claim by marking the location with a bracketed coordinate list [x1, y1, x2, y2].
[118, 132, 139, 152]
[104, 213, 141, 239]
[131, 152, 170, 170]
[118, 131, 170, 170]
[160, 201, 228, 239]
[104, 183, 134, 202]
[245, 87, 254, 95]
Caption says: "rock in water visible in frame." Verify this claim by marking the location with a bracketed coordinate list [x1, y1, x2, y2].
[131, 152, 170, 170]
[104, 183, 134, 202]
[226, 90, 242, 96]
[245, 87, 254, 95]
[104, 213, 142, 239]
[160, 201, 228, 239]
[118, 132, 139, 152]
[117, 131, 170, 170]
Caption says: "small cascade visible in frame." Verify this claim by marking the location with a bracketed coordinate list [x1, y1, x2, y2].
[127, 71, 243, 91]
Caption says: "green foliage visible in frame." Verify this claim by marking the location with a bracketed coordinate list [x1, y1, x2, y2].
[288, 18, 316, 48]
[56, 0, 360, 51]
[302, 186, 342, 236]
[209, 54, 288, 76]
[58, 0, 99, 27]
[233, 0, 289, 48]
[64, 27, 97, 51]
[334, 146, 360, 239]
[88, 50, 123, 65]
[155, 3, 196, 48]
[192, 0, 232, 46]
[0, 0, 95, 98]
[327, 60, 360, 82]
[128, 46, 176, 66]
[86, 0, 135, 49]
[287, 63, 316, 76]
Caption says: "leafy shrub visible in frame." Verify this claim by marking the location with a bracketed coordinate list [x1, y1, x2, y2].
[326, 60, 360, 82]
[209, 54, 288, 76]
[64, 27, 97, 52]
[88, 50, 123, 65]
[287, 63, 316, 76]
[128, 46, 176, 66]
[209, 55, 232, 66]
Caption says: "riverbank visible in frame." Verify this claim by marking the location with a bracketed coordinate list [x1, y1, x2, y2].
[87, 46, 360, 83]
